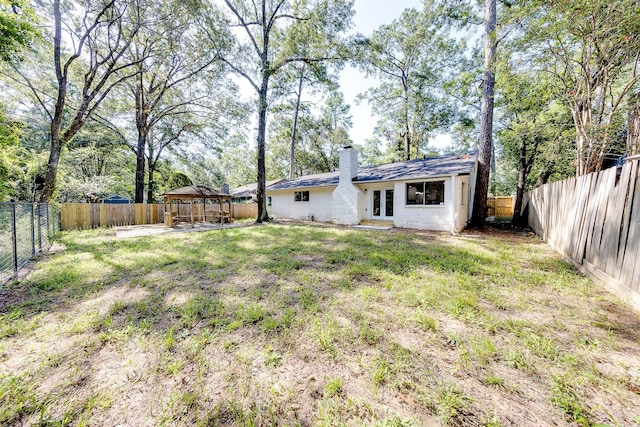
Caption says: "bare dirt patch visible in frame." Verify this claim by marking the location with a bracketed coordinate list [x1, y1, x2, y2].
[1, 224, 640, 426]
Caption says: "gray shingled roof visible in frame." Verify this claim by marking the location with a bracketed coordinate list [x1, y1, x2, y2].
[161, 185, 229, 197]
[230, 179, 286, 196]
[269, 152, 477, 191]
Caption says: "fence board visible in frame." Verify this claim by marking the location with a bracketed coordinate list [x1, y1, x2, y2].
[620, 168, 640, 291]
[60, 202, 253, 230]
[617, 161, 638, 272]
[233, 203, 258, 219]
[487, 196, 514, 217]
[526, 159, 640, 308]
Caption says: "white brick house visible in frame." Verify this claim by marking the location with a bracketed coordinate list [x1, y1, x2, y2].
[267, 147, 478, 232]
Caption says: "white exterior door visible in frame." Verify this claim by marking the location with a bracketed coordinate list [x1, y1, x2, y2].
[373, 189, 394, 218]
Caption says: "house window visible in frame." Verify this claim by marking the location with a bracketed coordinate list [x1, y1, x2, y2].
[406, 181, 444, 205]
[294, 191, 309, 202]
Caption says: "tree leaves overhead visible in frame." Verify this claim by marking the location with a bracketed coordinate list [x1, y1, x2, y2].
[518, 0, 640, 175]
[0, 0, 39, 63]
[355, 2, 463, 161]
[2, 0, 639, 205]
[216, 0, 354, 222]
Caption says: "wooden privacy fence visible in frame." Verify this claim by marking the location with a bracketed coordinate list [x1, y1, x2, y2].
[525, 156, 640, 308]
[232, 203, 258, 219]
[60, 203, 165, 230]
[487, 196, 514, 217]
[60, 202, 258, 230]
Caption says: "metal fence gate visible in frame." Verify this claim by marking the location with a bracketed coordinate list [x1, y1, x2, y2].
[0, 203, 60, 284]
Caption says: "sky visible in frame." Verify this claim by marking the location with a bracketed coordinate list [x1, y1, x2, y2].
[339, 0, 452, 150]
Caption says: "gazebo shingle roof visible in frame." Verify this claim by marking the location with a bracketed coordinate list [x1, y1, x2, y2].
[161, 185, 229, 198]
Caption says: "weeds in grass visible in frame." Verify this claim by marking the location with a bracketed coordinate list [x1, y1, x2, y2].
[503, 348, 530, 371]
[456, 348, 471, 371]
[312, 315, 340, 359]
[359, 319, 383, 345]
[234, 303, 267, 326]
[263, 345, 282, 368]
[424, 380, 471, 425]
[0, 373, 37, 424]
[179, 295, 223, 327]
[482, 412, 502, 427]
[550, 375, 592, 425]
[373, 356, 391, 386]
[483, 372, 504, 388]
[164, 327, 176, 351]
[414, 311, 438, 332]
[324, 377, 343, 397]
[448, 293, 479, 321]
[471, 337, 496, 365]
[2, 224, 639, 426]
[522, 332, 559, 360]
[164, 357, 184, 375]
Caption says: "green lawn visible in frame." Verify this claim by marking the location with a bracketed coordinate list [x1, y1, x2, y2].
[1, 223, 639, 426]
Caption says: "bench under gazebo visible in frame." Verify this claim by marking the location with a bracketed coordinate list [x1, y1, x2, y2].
[161, 185, 233, 227]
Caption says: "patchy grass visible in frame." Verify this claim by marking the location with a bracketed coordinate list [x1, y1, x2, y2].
[1, 223, 640, 426]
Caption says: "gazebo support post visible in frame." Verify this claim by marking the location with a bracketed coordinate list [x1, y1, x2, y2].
[190, 199, 194, 228]
[219, 198, 223, 225]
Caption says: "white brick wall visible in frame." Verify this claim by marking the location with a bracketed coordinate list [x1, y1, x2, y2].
[332, 147, 361, 225]
[392, 177, 455, 231]
[332, 182, 361, 225]
[268, 187, 335, 222]
[339, 148, 358, 181]
[268, 173, 473, 231]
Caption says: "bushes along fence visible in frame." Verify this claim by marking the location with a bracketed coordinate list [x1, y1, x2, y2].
[525, 156, 640, 308]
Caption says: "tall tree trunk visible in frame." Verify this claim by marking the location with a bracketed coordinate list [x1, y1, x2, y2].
[470, 0, 496, 228]
[36, 0, 138, 201]
[256, 72, 270, 223]
[39, 135, 62, 202]
[511, 139, 527, 226]
[134, 75, 147, 203]
[147, 160, 155, 203]
[289, 65, 305, 181]
[628, 92, 640, 156]
[135, 130, 146, 203]
[402, 76, 410, 160]
[38, 0, 66, 202]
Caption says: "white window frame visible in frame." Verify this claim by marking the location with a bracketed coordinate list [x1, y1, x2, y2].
[294, 190, 310, 202]
[406, 180, 445, 206]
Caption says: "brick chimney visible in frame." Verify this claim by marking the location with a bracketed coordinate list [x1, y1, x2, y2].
[339, 145, 358, 183]
[333, 146, 360, 225]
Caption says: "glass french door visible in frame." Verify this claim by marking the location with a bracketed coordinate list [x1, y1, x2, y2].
[373, 190, 381, 216]
[373, 189, 393, 217]
[385, 190, 394, 216]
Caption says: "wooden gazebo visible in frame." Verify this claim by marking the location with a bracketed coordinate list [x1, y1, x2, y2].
[161, 185, 233, 227]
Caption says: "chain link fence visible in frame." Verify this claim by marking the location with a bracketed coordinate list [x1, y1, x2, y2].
[0, 203, 60, 284]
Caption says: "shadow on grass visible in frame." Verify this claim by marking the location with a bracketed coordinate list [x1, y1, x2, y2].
[1, 223, 639, 426]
